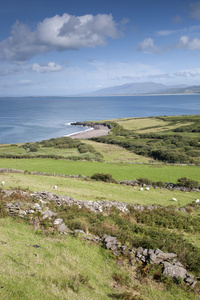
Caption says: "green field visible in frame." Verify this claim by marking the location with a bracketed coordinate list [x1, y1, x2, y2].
[0, 172, 199, 207]
[0, 158, 200, 182]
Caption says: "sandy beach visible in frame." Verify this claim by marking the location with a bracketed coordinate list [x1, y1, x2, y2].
[69, 125, 110, 139]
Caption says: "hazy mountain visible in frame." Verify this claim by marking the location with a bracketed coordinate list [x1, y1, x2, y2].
[154, 84, 200, 95]
[91, 82, 188, 96]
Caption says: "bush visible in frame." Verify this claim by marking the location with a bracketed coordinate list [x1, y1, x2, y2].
[137, 178, 152, 186]
[91, 173, 116, 183]
[29, 145, 39, 152]
[153, 181, 166, 188]
[177, 177, 199, 189]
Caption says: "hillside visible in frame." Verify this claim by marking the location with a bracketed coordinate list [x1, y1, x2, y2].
[90, 82, 188, 96]
[0, 115, 200, 299]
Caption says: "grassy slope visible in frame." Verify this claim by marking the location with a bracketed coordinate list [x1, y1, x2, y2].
[0, 172, 199, 207]
[0, 218, 122, 300]
[1, 218, 198, 300]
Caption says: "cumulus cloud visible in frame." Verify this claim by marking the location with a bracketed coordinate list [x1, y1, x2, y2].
[32, 62, 63, 73]
[137, 38, 158, 53]
[0, 13, 120, 62]
[177, 35, 200, 50]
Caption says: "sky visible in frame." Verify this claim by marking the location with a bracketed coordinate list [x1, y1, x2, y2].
[1, 0, 200, 96]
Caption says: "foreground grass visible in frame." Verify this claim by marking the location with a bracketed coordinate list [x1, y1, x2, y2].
[0, 172, 199, 208]
[1, 158, 200, 183]
[0, 218, 124, 300]
[0, 212, 199, 299]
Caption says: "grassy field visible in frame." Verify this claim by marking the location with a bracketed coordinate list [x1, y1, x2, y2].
[82, 140, 150, 163]
[0, 144, 80, 157]
[0, 158, 200, 182]
[0, 172, 199, 207]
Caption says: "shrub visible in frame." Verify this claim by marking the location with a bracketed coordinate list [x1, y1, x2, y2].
[177, 177, 199, 189]
[91, 173, 116, 183]
[153, 181, 166, 188]
[29, 145, 39, 152]
[137, 178, 152, 186]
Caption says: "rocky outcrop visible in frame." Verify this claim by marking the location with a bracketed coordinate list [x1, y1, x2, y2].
[102, 237, 198, 288]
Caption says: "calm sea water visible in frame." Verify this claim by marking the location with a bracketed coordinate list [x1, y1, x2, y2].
[0, 95, 199, 144]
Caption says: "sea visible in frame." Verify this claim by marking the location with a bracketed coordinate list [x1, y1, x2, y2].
[0, 95, 199, 144]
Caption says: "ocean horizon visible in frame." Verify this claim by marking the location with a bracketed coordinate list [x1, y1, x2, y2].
[0, 94, 199, 144]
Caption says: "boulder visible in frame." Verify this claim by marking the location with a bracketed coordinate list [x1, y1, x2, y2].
[163, 262, 187, 280]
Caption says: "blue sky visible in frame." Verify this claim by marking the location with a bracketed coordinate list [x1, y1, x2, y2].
[1, 0, 200, 96]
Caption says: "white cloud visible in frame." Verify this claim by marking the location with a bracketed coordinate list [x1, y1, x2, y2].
[174, 69, 200, 77]
[0, 13, 120, 62]
[137, 38, 158, 53]
[177, 35, 200, 50]
[32, 62, 63, 73]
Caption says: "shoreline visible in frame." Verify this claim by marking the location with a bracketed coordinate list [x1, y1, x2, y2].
[66, 123, 110, 139]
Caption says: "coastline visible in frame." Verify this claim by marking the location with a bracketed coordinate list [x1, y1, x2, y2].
[66, 124, 110, 139]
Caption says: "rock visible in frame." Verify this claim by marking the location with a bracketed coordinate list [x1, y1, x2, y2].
[53, 218, 63, 225]
[58, 223, 67, 233]
[102, 235, 118, 251]
[191, 281, 198, 289]
[32, 203, 41, 211]
[74, 229, 86, 235]
[18, 210, 27, 218]
[41, 209, 57, 220]
[154, 248, 163, 255]
[163, 262, 187, 280]
[156, 252, 177, 260]
[142, 249, 148, 256]
[27, 209, 35, 214]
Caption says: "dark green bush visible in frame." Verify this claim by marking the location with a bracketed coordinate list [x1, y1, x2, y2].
[91, 173, 116, 183]
[177, 177, 199, 189]
[29, 145, 39, 152]
[153, 181, 166, 188]
[137, 178, 152, 185]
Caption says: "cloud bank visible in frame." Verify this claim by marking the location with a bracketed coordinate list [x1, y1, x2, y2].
[0, 13, 120, 62]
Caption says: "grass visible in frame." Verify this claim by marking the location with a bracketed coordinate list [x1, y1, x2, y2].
[0, 145, 92, 159]
[0, 158, 200, 182]
[83, 140, 150, 163]
[0, 218, 123, 300]
[0, 216, 198, 300]
[0, 172, 199, 207]
[112, 117, 168, 131]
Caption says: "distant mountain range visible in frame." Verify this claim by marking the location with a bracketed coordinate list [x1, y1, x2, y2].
[89, 82, 200, 96]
